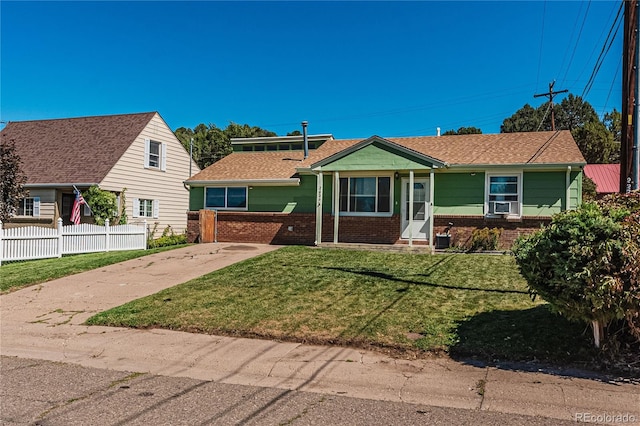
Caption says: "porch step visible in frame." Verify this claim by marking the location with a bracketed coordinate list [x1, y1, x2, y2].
[317, 243, 433, 253]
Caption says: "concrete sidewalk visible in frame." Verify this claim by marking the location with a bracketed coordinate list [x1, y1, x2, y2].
[1, 243, 639, 424]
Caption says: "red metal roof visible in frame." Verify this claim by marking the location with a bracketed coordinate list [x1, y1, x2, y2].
[583, 164, 620, 194]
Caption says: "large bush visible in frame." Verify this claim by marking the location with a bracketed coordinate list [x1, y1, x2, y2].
[512, 192, 640, 348]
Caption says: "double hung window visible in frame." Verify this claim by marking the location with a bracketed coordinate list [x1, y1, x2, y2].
[487, 174, 521, 216]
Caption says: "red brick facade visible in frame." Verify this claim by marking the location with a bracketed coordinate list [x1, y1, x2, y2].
[434, 215, 551, 249]
[187, 210, 549, 248]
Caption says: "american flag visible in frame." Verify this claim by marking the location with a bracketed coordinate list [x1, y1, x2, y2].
[71, 190, 86, 225]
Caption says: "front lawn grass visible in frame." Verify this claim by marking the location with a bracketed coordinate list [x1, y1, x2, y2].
[86, 246, 596, 365]
[0, 245, 188, 294]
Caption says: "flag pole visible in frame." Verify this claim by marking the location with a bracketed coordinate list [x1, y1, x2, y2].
[72, 185, 92, 215]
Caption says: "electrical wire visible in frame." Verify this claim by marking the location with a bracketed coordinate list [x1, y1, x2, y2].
[581, 1, 623, 99]
[601, 55, 622, 117]
[559, 1, 591, 88]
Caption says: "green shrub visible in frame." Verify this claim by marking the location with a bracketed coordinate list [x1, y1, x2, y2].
[470, 227, 502, 251]
[147, 224, 187, 248]
[513, 192, 640, 348]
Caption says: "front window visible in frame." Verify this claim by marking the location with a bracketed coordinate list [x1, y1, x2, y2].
[487, 174, 520, 216]
[205, 187, 247, 209]
[138, 199, 154, 217]
[148, 141, 161, 168]
[17, 198, 35, 216]
[339, 176, 391, 214]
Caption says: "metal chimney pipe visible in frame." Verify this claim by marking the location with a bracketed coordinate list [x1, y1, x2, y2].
[302, 121, 309, 159]
[437, 127, 441, 137]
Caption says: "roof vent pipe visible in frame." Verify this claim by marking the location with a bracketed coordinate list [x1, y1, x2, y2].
[302, 121, 309, 159]
[436, 127, 441, 137]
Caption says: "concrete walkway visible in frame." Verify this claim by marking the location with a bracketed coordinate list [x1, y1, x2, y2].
[1, 243, 639, 424]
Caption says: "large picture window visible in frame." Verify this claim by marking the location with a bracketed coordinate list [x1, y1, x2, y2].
[338, 176, 391, 214]
[205, 187, 247, 209]
[486, 174, 521, 216]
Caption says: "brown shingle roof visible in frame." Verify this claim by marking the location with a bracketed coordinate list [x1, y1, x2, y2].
[188, 151, 307, 181]
[1, 112, 156, 184]
[188, 130, 586, 182]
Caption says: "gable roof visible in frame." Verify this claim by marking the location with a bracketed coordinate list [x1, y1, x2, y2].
[1, 112, 157, 184]
[584, 164, 620, 194]
[310, 135, 448, 170]
[187, 130, 586, 183]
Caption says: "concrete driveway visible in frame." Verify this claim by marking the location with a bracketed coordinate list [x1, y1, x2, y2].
[1, 243, 639, 424]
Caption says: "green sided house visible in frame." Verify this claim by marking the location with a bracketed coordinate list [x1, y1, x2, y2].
[185, 130, 586, 249]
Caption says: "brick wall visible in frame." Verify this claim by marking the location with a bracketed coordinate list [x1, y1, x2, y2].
[434, 215, 551, 249]
[187, 211, 400, 245]
[187, 210, 550, 248]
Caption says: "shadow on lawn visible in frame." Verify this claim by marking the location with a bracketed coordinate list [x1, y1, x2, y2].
[322, 266, 528, 295]
[447, 305, 639, 381]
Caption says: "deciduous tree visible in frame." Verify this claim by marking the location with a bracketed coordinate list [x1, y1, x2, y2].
[0, 136, 28, 222]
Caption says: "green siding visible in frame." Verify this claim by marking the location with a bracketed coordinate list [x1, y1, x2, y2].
[249, 176, 317, 213]
[190, 169, 584, 217]
[433, 173, 485, 215]
[322, 142, 434, 171]
[522, 171, 578, 216]
[189, 187, 204, 210]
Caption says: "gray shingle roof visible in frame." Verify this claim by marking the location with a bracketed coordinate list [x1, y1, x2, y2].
[1, 112, 156, 184]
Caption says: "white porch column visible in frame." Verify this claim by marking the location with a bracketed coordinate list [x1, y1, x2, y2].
[565, 166, 572, 210]
[429, 168, 435, 253]
[408, 170, 414, 247]
[315, 170, 323, 246]
[333, 171, 340, 243]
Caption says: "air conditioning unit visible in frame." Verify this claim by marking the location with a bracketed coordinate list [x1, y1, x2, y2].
[492, 201, 511, 215]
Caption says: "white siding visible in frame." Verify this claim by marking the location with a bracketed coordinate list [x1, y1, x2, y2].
[100, 113, 200, 234]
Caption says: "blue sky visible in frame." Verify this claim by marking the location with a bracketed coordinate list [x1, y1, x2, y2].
[1, 1, 623, 139]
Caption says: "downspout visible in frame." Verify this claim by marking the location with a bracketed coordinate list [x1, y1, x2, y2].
[566, 166, 572, 210]
[184, 137, 194, 191]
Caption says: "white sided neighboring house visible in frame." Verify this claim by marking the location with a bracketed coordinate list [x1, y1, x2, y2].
[1, 112, 200, 235]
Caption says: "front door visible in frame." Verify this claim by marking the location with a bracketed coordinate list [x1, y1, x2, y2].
[401, 178, 429, 240]
[61, 193, 75, 225]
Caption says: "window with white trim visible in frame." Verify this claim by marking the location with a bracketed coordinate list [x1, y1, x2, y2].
[338, 176, 391, 214]
[132, 198, 159, 218]
[205, 187, 247, 209]
[486, 174, 521, 216]
[144, 139, 166, 171]
[17, 197, 40, 217]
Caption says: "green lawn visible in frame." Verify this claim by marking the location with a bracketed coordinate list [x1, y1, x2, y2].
[87, 246, 595, 365]
[0, 245, 189, 294]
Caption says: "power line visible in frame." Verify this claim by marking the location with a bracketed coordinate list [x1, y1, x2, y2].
[581, 1, 624, 99]
[559, 1, 591, 88]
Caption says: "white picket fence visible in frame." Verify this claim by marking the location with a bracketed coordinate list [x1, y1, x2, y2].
[0, 218, 147, 265]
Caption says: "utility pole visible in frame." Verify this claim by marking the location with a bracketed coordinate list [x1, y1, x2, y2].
[534, 81, 568, 131]
[622, 0, 638, 193]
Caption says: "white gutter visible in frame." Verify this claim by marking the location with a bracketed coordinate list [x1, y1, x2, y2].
[447, 163, 585, 171]
[184, 178, 300, 187]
